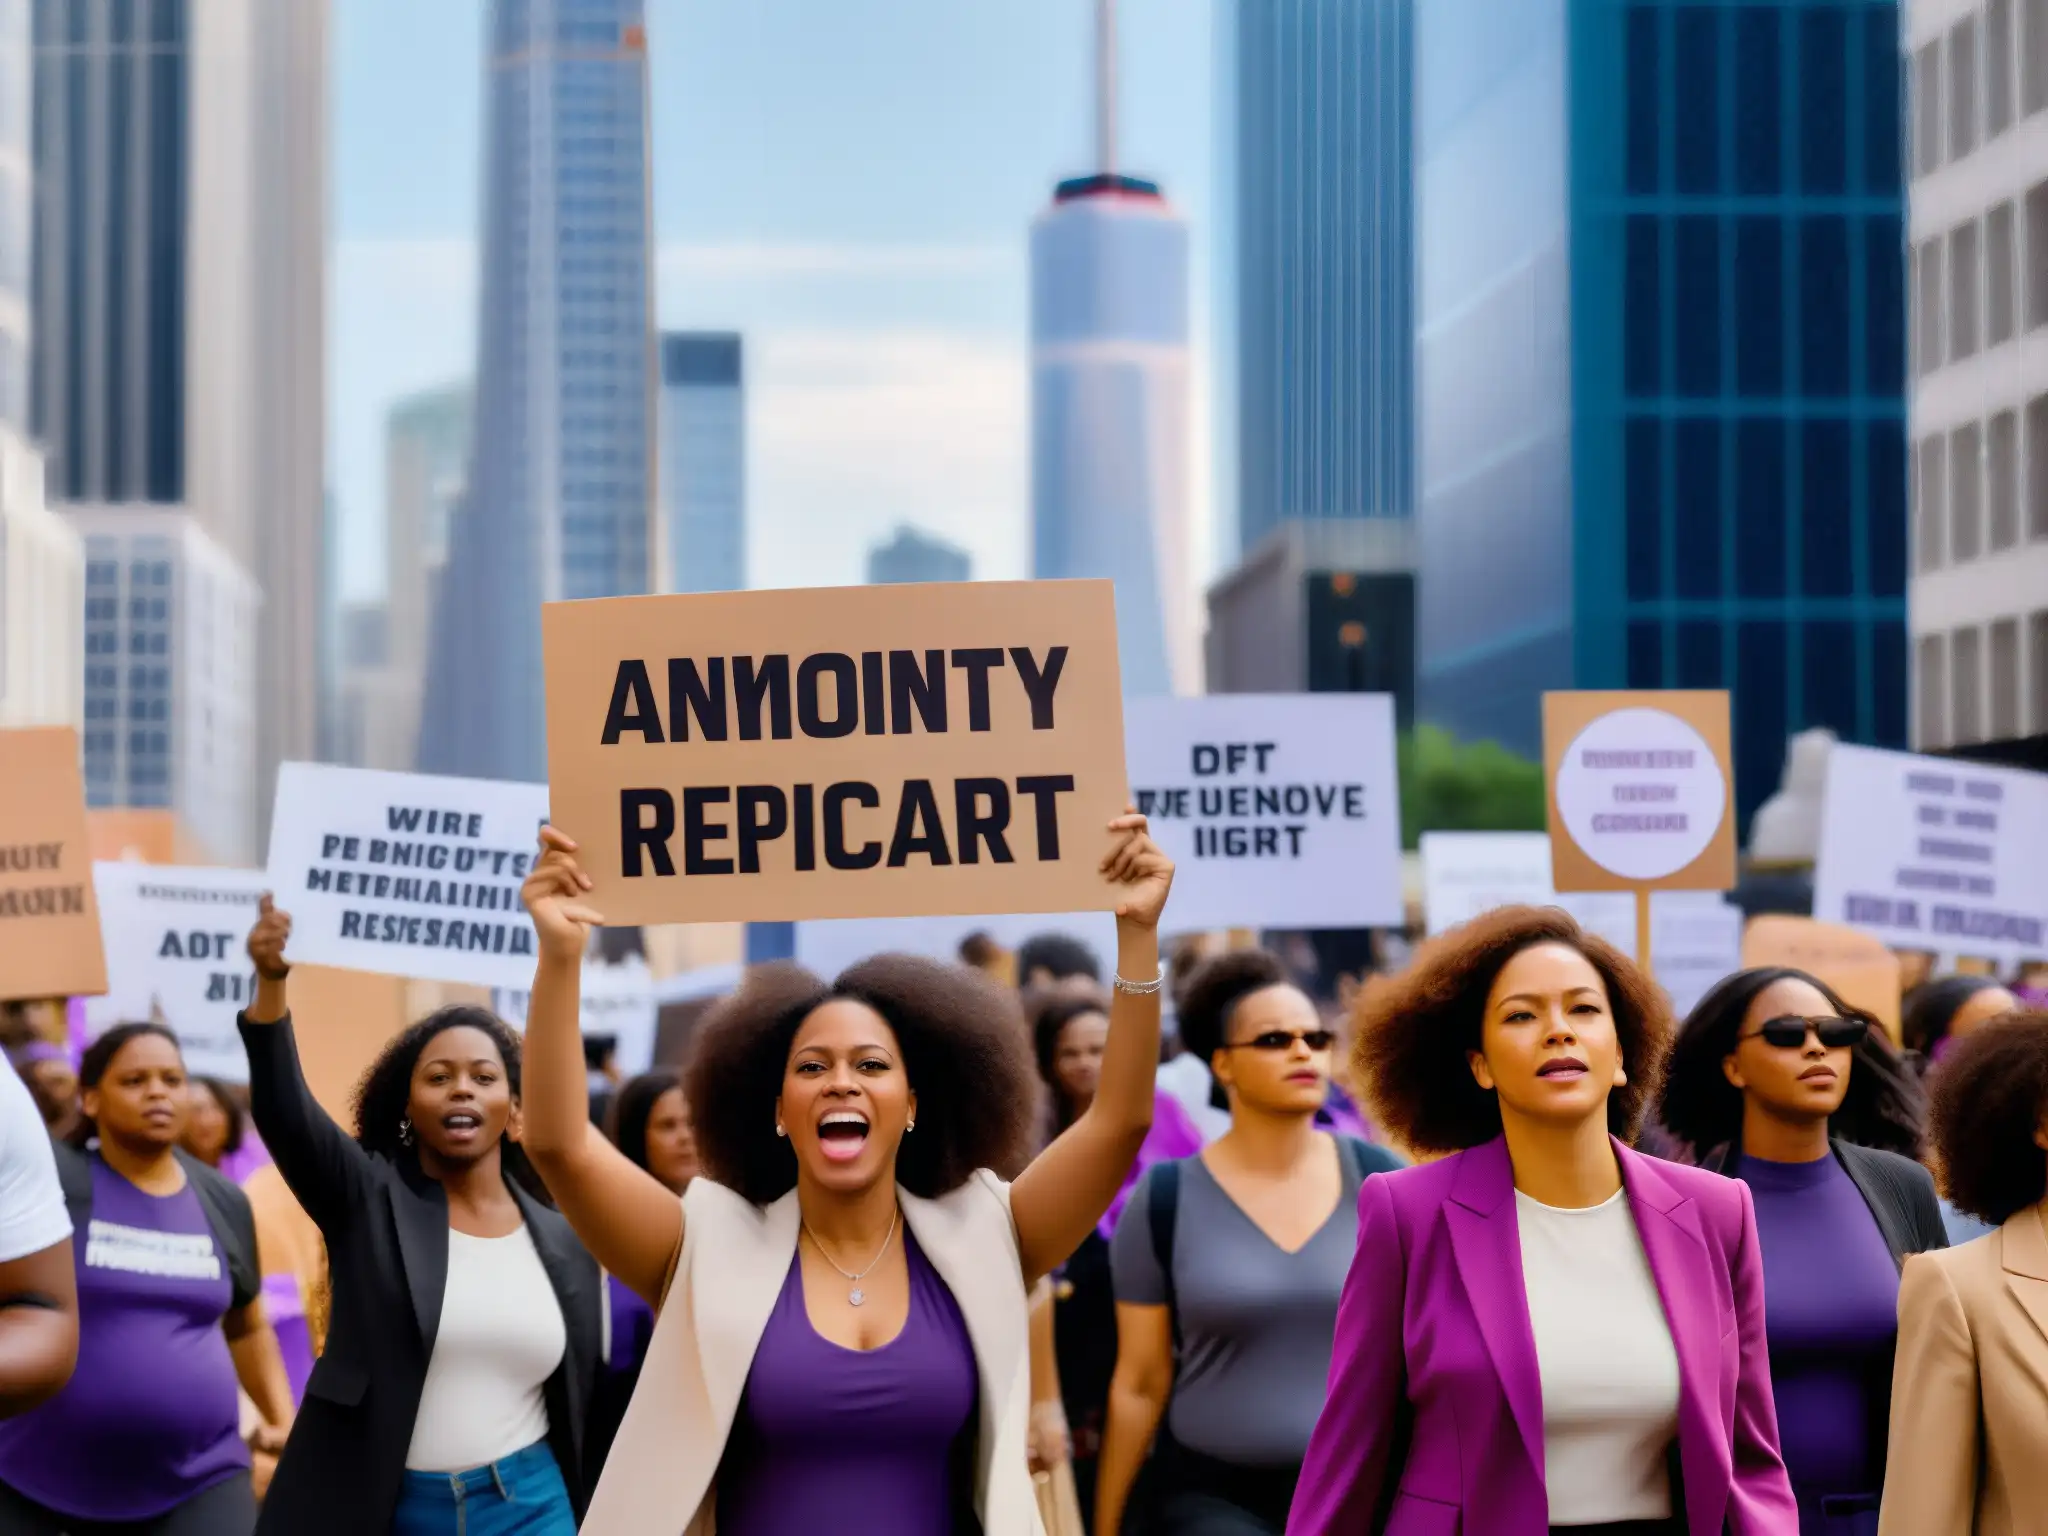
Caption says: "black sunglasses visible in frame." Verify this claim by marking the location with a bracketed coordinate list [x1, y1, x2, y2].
[1224, 1029, 1336, 1053]
[1741, 1015, 1870, 1050]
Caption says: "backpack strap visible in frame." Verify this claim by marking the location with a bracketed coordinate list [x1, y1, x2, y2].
[176, 1149, 262, 1313]
[1147, 1159, 1184, 1353]
[1342, 1136, 1405, 1181]
[50, 1138, 92, 1235]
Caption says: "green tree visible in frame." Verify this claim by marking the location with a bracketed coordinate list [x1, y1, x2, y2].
[1397, 725, 1548, 849]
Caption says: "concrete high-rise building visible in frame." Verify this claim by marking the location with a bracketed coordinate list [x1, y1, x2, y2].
[1221, 0, 1414, 557]
[867, 525, 971, 586]
[29, 0, 328, 839]
[1907, 0, 2048, 748]
[71, 506, 259, 865]
[0, 0, 28, 435]
[1415, 0, 1910, 834]
[1031, 0, 1190, 698]
[659, 333, 745, 594]
[419, 1, 655, 785]
[0, 426, 83, 730]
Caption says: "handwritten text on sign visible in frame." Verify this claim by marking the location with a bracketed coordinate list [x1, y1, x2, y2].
[542, 582, 1130, 925]
[0, 726, 107, 1000]
[1123, 695, 1402, 932]
[266, 762, 551, 990]
[1814, 745, 2048, 961]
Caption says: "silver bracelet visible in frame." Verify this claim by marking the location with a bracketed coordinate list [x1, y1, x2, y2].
[1113, 967, 1166, 996]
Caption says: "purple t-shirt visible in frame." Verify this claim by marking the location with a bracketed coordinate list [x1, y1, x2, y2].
[1736, 1153, 1900, 1521]
[716, 1230, 977, 1534]
[604, 1271, 656, 1377]
[0, 1159, 247, 1519]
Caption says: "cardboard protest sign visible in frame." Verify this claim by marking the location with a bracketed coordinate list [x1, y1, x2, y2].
[85, 863, 269, 1081]
[1543, 692, 1736, 894]
[0, 727, 107, 1000]
[1123, 695, 1402, 932]
[265, 762, 551, 990]
[494, 954, 658, 1076]
[541, 580, 1130, 925]
[1812, 744, 2048, 967]
[282, 965, 412, 1123]
[1742, 913, 1904, 1042]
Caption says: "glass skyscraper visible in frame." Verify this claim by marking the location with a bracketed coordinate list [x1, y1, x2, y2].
[419, 0, 653, 785]
[1415, 0, 1909, 832]
[1224, 0, 1415, 557]
[659, 332, 745, 594]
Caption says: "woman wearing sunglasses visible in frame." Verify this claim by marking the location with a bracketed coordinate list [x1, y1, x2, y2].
[1657, 967, 1944, 1536]
[1096, 950, 1400, 1536]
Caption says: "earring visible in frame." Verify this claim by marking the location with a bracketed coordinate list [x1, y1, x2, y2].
[775, 1122, 786, 1138]
[905, 1119, 915, 1133]
[399, 1116, 415, 1147]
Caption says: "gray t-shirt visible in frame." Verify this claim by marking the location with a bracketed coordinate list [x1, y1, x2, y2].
[1109, 1147, 1362, 1467]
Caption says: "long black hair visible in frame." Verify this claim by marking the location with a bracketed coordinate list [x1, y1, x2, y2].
[69, 1021, 183, 1149]
[1902, 975, 2011, 1060]
[349, 1006, 548, 1203]
[1032, 992, 1110, 1134]
[1659, 966, 1926, 1159]
[606, 1067, 684, 1175]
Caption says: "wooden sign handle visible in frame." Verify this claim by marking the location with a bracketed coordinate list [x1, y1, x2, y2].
[1635, 888, 1653, 979]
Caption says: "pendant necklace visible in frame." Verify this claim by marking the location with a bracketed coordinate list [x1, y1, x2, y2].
[803, 1207, 900, 1306]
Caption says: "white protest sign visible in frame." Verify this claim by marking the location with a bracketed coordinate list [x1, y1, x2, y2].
[1124, 694, 1403, 933]
[1813, 744, 2048, 964]
[86, 863, 270, 1082]
[793, 911, 1117, 983]
[494, 954, 658, 1076]
[266, 762, 551, 990]
[1650, 895, 1746, 1018]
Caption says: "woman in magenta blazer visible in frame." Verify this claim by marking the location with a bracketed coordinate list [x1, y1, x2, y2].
[1288, 907, 1797, 1536]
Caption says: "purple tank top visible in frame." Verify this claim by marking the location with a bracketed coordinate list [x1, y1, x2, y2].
[715, 1229, 978, 1535]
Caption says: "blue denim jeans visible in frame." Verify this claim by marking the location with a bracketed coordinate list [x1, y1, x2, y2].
[389, 1443, 575, 1536]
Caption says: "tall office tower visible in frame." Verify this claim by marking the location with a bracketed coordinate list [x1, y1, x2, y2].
[30, 0, 327, 849]
[867, 525, 972, 586]
[1907, 0, 2048, 749]
[71, 508, 259, 864]
[0, 0, 27, 433]
[659, 333, 745, 593]
[1222, 0, 1414, 557]
[419, 1, 655, 785]
[1414, 0, 1909, 833]
[1030, 0, 1190, 697]
[0, 430, 83, 730]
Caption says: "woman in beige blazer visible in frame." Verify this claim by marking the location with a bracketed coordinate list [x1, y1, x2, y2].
[1880, 1010, 2048, 1536]
[518, 815, 1175, 1536]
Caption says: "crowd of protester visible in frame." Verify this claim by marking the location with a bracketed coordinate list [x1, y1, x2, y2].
[0, 819, 2043, 1534]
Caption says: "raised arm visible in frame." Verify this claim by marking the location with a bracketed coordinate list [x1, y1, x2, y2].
[519, 828, 684, 1307]
[1009, 812, 1173, 1286]
[1722, 1180, 1798, 1534]
[237, 897, 376, 1234]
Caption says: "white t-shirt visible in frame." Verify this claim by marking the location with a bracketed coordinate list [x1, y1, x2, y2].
[1514, 1188, 1681, 1527]
[405, 1224, 566, 1473]
[0, 1064, 71, 1263]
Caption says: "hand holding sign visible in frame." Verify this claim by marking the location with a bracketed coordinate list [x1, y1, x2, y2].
[248, 895, 293, 982]
[1102, 811, 1173, 932]
[520, 827, 606, 964]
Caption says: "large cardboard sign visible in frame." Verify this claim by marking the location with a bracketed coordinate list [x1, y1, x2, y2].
[1812, 744, 2048, 966]
[85, 863, 269, 1081]
[265, 762, 551, 990]
[1741, 913, 1904, 1042]
[494, 954, 658, 1077]
[1543, 692, 1737, 893]
[1123, 695, 1402, 932]
[0, 727, 107, 1000]
[541, 580, 1130, 925]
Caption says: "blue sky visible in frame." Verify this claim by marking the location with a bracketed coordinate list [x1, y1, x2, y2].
[332, 0, 1215, 602]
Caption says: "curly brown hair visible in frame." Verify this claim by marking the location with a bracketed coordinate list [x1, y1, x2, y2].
[1354, 905, 1673, 1154]
[684, 957, 1041, 1206]
[1928, 1010, 2048, 1226]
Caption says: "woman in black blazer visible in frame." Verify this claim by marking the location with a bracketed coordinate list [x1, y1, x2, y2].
[1659, 966, 1945, 1536]
[237, 899, 600, 1536]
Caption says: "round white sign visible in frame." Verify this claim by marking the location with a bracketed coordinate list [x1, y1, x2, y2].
[1554, 707, 1726, 882]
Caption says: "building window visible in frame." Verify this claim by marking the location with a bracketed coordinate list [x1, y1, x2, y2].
[1804, 620, 1858, 734]
[1918, 632, 1948, 748]
[2032, 610, 2048, 732]
[2028, 0, 2048, 114]
[1949, 18, 1980, 159]
[1675, 6, 1721, 193]
[1738, 419, 1788, 596]
[1918, 237, 1945, 371]
[1951, 422, 1984, 563]
[1676, 218, 1722, 395]
[1916, 41, 1943, 173]
[1871, 419, 1909, 598]
[1676, 422, 1722, 599]
[1952, 626, 1985, 744]
[1735, 8, 1782, 193]
[1917, 433, 1947, 571]
[1988, 202, 2018, 345]
[1626, 420, 1662, 601]
[1951, 221, 1981, 361]
[1991, 618, 2021, 738]
[2027, 183, 2048, 329]
[1990, 411, 2021, 551]
[1991, 0, 2019, 137]
[2029, 394, 2048, 539]
[1801, 8, 1849, 193]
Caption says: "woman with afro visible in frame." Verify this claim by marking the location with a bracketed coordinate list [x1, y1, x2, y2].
[518, 813, 1174, 1536]
[233, 898, 601, 1536]
[1289, 905, 1796, 1535]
